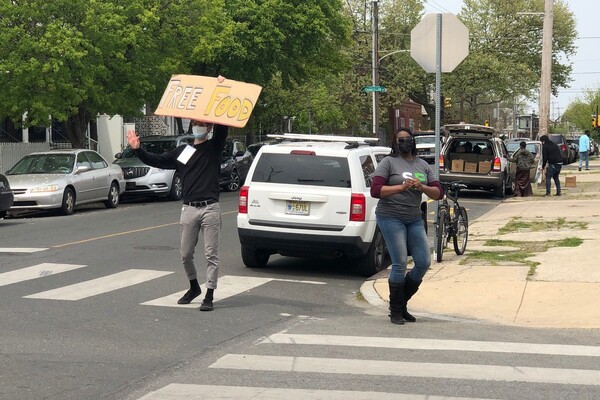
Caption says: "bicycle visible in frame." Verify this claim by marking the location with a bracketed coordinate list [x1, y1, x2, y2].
[435, 181, 469, 263]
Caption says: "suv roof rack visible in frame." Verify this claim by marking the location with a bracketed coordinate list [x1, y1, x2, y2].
[267, 133, 380, 148]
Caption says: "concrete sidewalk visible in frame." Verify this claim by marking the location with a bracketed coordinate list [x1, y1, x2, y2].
[362, 157, 600, 329]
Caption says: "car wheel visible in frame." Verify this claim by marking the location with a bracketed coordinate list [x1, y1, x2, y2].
[494, 176, 506, 199]
[60, 188, 75, 215]
[226, 169, 240, 192]
[241, 245, 270, 268]
[104, 182, 120, 209]
[168, 173, 183, 201]
[355, 228, 389, 277]
[507, 175, 516, 195]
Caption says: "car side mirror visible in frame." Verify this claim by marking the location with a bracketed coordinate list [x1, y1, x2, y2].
[236, 150, 245, 157]
[115, 152, 122, 159]
[76, 165, 90, 174]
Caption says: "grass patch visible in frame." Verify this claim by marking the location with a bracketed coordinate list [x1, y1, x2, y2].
[497, 217, 587, 235]
[462, 237, 583, 278]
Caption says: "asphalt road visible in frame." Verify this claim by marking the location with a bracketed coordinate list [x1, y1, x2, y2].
[2, 191, 599, 400]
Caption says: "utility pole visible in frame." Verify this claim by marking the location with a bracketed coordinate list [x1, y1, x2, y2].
[371, 0, 379, 139]
[538, 0, 554, 136]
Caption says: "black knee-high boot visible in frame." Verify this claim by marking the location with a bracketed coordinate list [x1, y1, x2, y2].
[388, 281, 405, 325]
[402, 273, 422, 322]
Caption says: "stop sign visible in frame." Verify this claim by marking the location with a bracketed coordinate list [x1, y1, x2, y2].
[411, 13, 469, 73]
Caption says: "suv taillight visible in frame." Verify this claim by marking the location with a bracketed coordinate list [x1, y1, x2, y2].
[239, 186, 249, 214]
[493, 157, 502, 172]
[439, 155, 445, 170]
[350, 193, 366, 222]
[561, 144, 567, 152]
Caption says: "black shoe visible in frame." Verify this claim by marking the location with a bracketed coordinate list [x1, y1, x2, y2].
[544, 193, 551, 196]
[586, 168, 590, 170]
[199, 299, 214, 311]
[177, 288, 201, 304]
[555, 192, 561, 196]
[579, 167, 582, 171]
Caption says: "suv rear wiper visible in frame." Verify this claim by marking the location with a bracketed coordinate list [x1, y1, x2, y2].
[297, 178, 324, 182]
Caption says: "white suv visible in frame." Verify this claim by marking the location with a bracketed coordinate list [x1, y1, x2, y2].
[237, 133, 428, 277]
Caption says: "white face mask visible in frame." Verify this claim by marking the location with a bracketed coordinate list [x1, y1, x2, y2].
[192, 126, 209, 139]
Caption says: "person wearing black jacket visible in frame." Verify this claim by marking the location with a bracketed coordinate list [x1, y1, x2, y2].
[126, 121, 228, 311]
[540, 135, 563, 196]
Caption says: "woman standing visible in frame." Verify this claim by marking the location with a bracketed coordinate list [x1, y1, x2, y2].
[509, 141, 536, 197]
[370, 128, 443, 325]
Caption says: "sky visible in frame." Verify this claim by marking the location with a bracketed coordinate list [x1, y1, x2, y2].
[421, 0, 598, 119]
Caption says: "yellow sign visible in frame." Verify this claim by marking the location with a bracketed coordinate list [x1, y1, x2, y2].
[154, 75, 262, 128]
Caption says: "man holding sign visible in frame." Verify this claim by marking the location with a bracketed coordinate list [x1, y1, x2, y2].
[127, 75, 261, 311]
[127, 121, 227, 311]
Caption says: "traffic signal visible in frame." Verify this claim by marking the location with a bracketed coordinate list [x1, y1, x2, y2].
[484, 120, 489, 126]
[593, 116, 597, 128]
[444, 97, 452, 108]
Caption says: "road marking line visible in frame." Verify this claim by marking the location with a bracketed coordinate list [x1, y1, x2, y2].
[0, 247, 48, 253]
[24, 269, 173, 300]
[261, 333, 600, 357]
[0, 263, 86, 287]
[141, 275, 327, 308]
[210, 354, 600, 386]
[141, 275, 273, 308]
[52, 223, 179, 248]
[135, 383, 492, 400]
[52, 209, 236, 248]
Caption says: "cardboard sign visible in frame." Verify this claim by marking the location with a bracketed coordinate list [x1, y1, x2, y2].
[154, 75, 262, 128]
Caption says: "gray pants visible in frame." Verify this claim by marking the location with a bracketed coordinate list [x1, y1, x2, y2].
[179, 203, 221, 289]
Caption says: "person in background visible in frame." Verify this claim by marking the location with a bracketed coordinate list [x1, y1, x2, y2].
[370, 127, 444, 325]
[126, 120, 228, 311]
[579, 130, 590, 171]
[540, 135, 563, 196]
[508, 141, 536, 197]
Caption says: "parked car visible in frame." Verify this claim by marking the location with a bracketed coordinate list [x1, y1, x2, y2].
[536, 133, 570, 164]
[236, 133, 429, 277]
[0, 173, 14, 219]
[506, 140, 544, 184]
[566, 139, 579, 163]
[219, 139, 253, 192]
[248, 140, 274, 157]
[113, 135, 183, 200]
[439, 123, 516, 198]
[6, 149, 125, 215]
[414, 134, 437, 164]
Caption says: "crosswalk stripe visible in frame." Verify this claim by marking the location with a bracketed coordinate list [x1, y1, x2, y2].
[0, 263, 86, 287]
[140, 275, 273, 308]
[23, 269, 173, 300]
[261, 333, 600, 357]
[0, 247, 48, 253]
[135, 383, 491, 400]
[210, 354, 600, 386]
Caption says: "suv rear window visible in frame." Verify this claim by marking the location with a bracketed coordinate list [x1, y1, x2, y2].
[251, 153, 351, 188]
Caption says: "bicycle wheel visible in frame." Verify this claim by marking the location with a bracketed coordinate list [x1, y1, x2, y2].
[453, 206, 469, 255]
[435, 207, 448, 262]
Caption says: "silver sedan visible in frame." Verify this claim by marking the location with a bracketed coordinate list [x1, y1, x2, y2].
[6, 149, 125, 215]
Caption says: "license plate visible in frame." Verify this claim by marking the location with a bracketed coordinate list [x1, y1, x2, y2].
[286, 200, 310, 215]
[126, 182, 136, 190]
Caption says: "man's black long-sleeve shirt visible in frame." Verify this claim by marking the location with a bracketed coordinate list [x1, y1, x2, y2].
[541, 139, 563, 168]
[133, 124, 228, 203]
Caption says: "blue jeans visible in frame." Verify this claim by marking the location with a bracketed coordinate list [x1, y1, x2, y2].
[376, 215, 431, 284]
[579, 151, 589, 169]
[545, 163, 562, 195]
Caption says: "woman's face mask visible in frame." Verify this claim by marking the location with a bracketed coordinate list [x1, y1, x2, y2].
[192, 125, 209, 139]
[397, 136, 413, 155]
